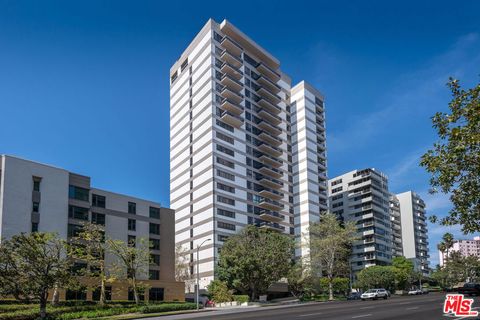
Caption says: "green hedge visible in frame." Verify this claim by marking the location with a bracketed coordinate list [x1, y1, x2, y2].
[233, 295, 249, 303]
[140, 303, 197, 314]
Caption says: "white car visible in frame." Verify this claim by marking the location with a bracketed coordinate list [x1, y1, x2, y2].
[408, 289, 422, 295]
[361, 289, 389, 300]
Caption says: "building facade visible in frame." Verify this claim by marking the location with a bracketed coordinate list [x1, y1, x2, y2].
[389, 194, 403, 257]
[439, 236, 480, 267]
[0, 155, 184, 301]
[328, 169, 393, 274]
[169, 19, 327, 289]
[396, 191, 430, 275]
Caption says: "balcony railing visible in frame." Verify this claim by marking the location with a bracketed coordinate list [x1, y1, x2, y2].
[258, 165, 283, 179]
[256, 107, 282, 126]
[257, 221, 285, 232]
[257, 131, 282, 147]
[256, 62, 281, 83]
[256, 87, 281, 106]
[220, 50, 242, 69]
[221, 86, 243, 104]
[221, 110, 243, 128]
[258, 153, 283, 168]
[256, 75, 281, 94]
[257, 175, 284, 189]
[221, 36, 243, 57]
[259, 188, 284, 200]
[221, 62, 243, 81]
[258, 210, 284, 222]
[257, 142, 282, 157]
[256, 119, 282, 136]
[221, 98, 243, 115]
[221, 73, 243, 93]
[256, 97, 282, 115]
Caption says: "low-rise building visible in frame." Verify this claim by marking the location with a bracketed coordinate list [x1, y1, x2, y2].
[0, 154, 184, 301]
[439, 236, 480, 266]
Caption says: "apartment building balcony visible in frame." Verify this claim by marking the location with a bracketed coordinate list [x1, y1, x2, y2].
[258, 221, 285, 232]
[258, 165, 283, 179]
[221, 99, 243, 115]
[257, 175, 283, 189]
[220, 110, 243, 128]
[257, 142, 282, 157]
[221, 36, 243, 57]
[220, 50, 242, 69]
[221, 62, 243, 81]
[257, 197, 284, 211]
[257, 108, 282, 126]
[256, 97, 282, 115]
[256, 87, 281, 106]
[256, 62, 281, 83]
[221, 86, 243, 104]
[259, 210, 284, 223]
[256, 120, 282, 136]
[257, 131, 282, 147]
[259, 188, 284, 200]
[256, 75, 281, 94]
[221, 74, 243, 93]
[258, 154, 283, 168]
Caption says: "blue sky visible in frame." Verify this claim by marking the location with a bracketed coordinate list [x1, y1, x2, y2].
[1, 0, 479, 267]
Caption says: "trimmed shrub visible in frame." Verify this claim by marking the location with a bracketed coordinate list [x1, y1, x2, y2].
[233, 295, 249, 304]
[140, 303, 197, 314]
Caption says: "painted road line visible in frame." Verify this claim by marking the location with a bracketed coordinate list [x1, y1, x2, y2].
[351, 314, 372, 319]
[406, 307, 419, 310]
[298, 312, 324, 317]
[360, 306, 374, 309]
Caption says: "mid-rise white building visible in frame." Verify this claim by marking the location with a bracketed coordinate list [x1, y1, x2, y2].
[169, 19, 327, 289]
[389, 194, 403, 257]
[438, 237, 480, 266]
[328, 169, 393, 274]
[0, 155, 184, 301]
[396, 191, 430, 275]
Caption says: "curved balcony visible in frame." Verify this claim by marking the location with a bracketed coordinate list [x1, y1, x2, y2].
[257, 108, 282, 126]
[221, 74, 243, 93]
[256, 62, 281, 83]
[258, 221, 285, 232]
[221, 99, 243, 115]
[256, 120, 282, 136]
[259, 210, 284, 223]
[257, 131, 282, 147]
[221, 50, 242, 69]
[258, 165, 283, 179]
[256, 87, 281, 106]
[258, 154, 283, 168]
[259, 188, 284, 200]
[257, 142, 282, 157]
[221, 86, 243, 105]
[221, 62, 243, 81]
[257, 75, 281, 94]
[221, 36, 243, 57]
[221, 110, 243, 128]
[257, 97, 282, 115]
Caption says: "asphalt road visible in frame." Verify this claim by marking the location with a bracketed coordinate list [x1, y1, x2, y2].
[151, 293, 480, 320]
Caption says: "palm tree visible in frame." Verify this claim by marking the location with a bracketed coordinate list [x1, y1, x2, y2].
[443, 233, 455, 264]
[438, 242, 447, 266]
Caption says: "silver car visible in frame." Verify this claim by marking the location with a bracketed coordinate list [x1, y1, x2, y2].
[361, 288, 389, 300]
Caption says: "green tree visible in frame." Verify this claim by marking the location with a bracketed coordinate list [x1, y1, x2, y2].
[107, 237, 151, 304]
[69, 222, 111, 306]
[308, 213, 357, 300]
[0, 233, 74, 319]
[207, 280, 233, 303]
[217, 225, 294, 301]
[287, 260, 314, 299]
[442, 233, 455, 264]
[175, 244, 190, 283]
[357, 266, 396, 291]
[420, 78, 480, 233]
[391, 256, 414, 290]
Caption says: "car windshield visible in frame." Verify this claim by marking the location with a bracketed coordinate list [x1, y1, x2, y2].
[465, 283, 476, 288]
[365, 290, 376, 293]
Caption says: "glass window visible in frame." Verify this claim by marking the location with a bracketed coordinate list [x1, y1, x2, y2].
[92, 194, 106, 208]
[32, 202, 40, 213]
[151, 238, 160, 250]
[69, 205, 89, 220]
[151, 254, 160, 266]
[31, 222, 38, 232]
[69, 185, 89, 202]
[128, 219, 136, 231]
[33, 179, 41, 192]
[91, 212, 105, 226]
[128, 235, 136, 247]
[149, 288, 164, 302]
[149, 223, 160, 235]
[149, 207, 160, 219]
[128, 202, 136, 214]
[149, 270, 160, 280]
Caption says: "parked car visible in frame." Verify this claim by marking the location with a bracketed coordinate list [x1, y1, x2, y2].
[361, 289, 388, 300]
[408, 289, 422, 295]
[347, 292, 362, 300]
[421, 288, 429, 294]
[458, 283, 480, 296]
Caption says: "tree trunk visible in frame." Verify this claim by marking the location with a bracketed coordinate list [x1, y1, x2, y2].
[250, 285, 256, 302]
[99, 271, 106, 306]
[328, 279, 334, 301]
[133, 278, 139, 305]
[51, 283, 60, 306]
[40, 294, 47, 320]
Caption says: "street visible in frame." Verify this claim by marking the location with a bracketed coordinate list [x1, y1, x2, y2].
[150, 293, 480, 320]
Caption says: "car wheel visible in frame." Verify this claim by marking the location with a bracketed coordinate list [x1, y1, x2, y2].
[383, 296, 387, 299]
[362, 299, 365, 301]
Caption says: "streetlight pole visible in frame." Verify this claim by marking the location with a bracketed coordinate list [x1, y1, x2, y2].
[196, 238, 211, 311]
